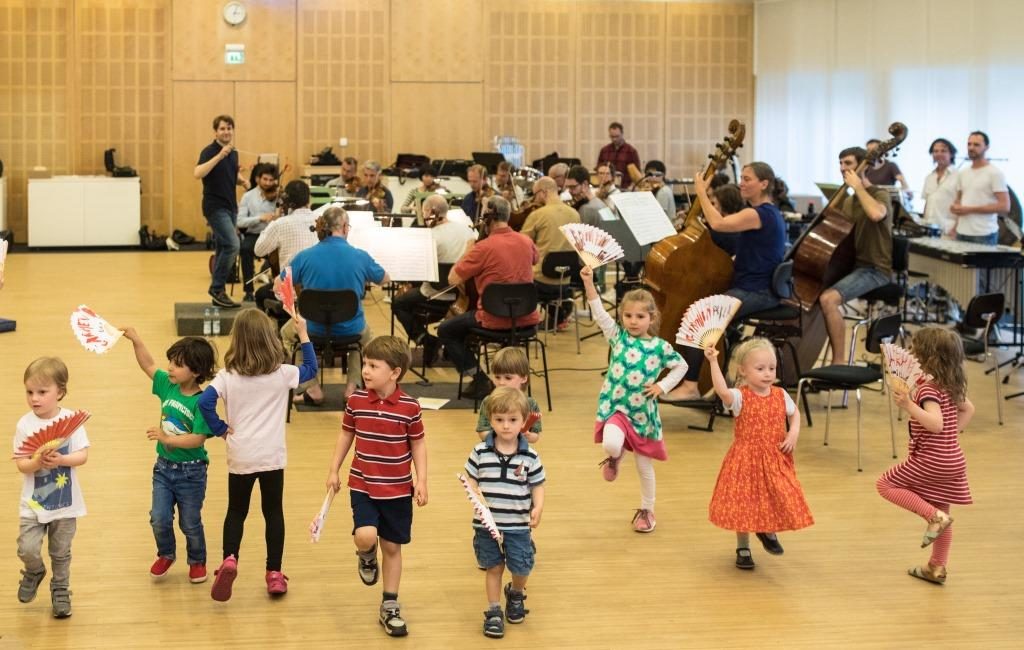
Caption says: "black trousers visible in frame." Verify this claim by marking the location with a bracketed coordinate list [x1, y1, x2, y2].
[223, 469, 285, 571]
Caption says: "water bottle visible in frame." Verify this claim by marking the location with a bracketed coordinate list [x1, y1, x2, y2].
[203, 308, 212, 336]
[212, 307, 221, 336]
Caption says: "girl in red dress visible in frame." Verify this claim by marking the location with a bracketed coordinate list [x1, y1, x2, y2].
[876, 327, 975, 585]
[706, 339, 813, 570]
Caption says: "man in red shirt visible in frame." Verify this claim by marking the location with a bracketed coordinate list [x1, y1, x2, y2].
[439, 197, 540, 399]
[597, 122, 641, 190]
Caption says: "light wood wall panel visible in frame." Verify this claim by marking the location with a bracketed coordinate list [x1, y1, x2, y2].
[483, 1, 575, 167]
[171, 0, 296, 82]
[665, 2, 754, 177]
[390, 83, 483, 160]
[577, 2, 667, 169]
[76, 0, 171, 233]
[391, 0, 483, 82]
[297, 0, 389, 167]
[233, 81, 298, 184]
[0, 0, 72, 241]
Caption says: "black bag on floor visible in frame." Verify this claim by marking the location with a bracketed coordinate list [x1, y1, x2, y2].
[139, 226, 167, 251]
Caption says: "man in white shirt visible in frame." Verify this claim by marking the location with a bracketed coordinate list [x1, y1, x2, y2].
[951, 131, 1010, 244]
[921, 138, 958, 238]
[253, 181, 319, 317]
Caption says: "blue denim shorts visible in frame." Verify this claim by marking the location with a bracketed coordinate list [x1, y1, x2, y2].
[830, 266, 891, 302]
[473, 528, 534, 576]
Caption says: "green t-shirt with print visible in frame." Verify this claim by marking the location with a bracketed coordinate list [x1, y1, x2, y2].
[152, 369, 213, 463]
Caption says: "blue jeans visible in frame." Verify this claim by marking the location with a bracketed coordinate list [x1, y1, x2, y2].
[206, 207, 240, 294]
[151, 457, 208, 565]
[830, 266, 892, 303]
[957, 232, 999, 245]
[438, 310, 481, 373]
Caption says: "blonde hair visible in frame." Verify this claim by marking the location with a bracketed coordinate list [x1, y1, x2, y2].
[910, 327, 967, 405]
[487, 386, 530, 420]
[363, 335, 412, 382]
[492, 347, 530, 380]
[730, 338, 776, 386]
[224, 310, 285, 376]
[620, 289, 660, 337]
[24, 357, 69, 398]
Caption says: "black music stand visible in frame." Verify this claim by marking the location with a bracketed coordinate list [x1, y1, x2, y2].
[471, 152, 507, 175]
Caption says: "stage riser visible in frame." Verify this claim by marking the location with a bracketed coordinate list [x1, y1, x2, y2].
[174, 302, 259, 336]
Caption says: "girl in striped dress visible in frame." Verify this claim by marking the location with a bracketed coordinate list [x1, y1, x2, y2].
[876, 327, 975, 585]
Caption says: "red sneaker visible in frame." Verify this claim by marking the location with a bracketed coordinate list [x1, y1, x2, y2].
[210, 555, 238, 602]
[150, 556, 174, 579]
[189, 563, 208, 584]
[266, 571, 289, 596]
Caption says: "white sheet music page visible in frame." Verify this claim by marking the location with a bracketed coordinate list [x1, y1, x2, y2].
[348, 227, 438, 282]
[447, 208, 472, 227]
[610, 191, 676, 245]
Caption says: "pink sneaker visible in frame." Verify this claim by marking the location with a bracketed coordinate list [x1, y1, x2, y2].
[632, 509, 656, 533]
[150, 556, 174, 578]
[599, 455, 621, 482]
[189, 564, 207, 584]
[210, 555, 238, 602]
[266, 571, 288, 596]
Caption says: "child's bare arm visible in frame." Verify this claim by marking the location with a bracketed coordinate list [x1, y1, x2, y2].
[411, 436, 428, 506]
[15, 454, 49, 474]
[780, 407, 801, 453]
[326, 428, 356, 492]
[704, 347, 734, 406]
[48, 448, 88, 468]
[122, 327, 158, 379]
[147, 427, 207, 449]
[529, 484, 545, 528]
[957, 397, 975, 431]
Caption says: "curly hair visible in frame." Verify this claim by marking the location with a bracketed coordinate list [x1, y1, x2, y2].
[910, 327, 967, 405]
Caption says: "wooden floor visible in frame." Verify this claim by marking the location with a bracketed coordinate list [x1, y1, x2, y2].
[0, 250, 1022, 649]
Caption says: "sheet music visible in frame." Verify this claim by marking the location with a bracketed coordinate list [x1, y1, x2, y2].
[348, 227, 439, 282]
[598, 207, 619, 222]
[447, 208, 472, 227]
[347, 211, 378, 231]
[610, 192, 676, 245]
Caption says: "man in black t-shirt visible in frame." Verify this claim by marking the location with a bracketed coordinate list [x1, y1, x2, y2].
[194, 114, 250, 308]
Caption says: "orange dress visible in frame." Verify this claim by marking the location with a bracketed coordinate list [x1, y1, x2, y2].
[708, 386, 814, 532]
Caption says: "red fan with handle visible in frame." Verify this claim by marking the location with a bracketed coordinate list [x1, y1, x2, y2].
[275, 266, 297, 318]
[13, 410, 90, 460]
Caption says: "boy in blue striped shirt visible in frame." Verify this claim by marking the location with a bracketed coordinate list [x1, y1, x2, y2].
[464, 387, 545, 639]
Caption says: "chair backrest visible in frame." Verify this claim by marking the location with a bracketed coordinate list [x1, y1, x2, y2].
[480, 283, 539, 325]
[892, 236, 910, 274]
[865, 313, 902, 353]
[964, 292, 1005, 328]
[297, 289, 359, 330]
[770, 259, 794, 299]
[429, 262, 455, 291]
[541, 250, 582, 283]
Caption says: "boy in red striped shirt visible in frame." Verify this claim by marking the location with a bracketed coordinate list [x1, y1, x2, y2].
[326, 336, 428, 638]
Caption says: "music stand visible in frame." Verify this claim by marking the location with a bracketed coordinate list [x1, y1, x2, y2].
[471, 152, 507, 175]
[815, 183, 842, 202]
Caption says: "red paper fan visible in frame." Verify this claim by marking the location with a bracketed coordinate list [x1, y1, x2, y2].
[521, 411, 540, 434]
[275, 267, 297, 318]
[70, 305, 123, 354]
[458, 473, 503, 543]
[559, 223, 625, 269]
[881, 343, 932, 397]
[675, 295, 742, 349]
[13, 410, 90, 460]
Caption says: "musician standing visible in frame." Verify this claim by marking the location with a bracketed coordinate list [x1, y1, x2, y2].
[355, 160, 394, 212]
[819, 147, 893, 365]
[236, 163, 280, 302]
[194, 114, 250, 309]
[461, 164, 494, 226]
[597, 122, 641, 190]
[521, 177, 581, 330]
[950, 131, 1010, 245]
[921, 138, 959, 237]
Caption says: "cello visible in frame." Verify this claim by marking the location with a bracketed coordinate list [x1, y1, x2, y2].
[645, 120, 745, 390]
[781, 122, 908, 384]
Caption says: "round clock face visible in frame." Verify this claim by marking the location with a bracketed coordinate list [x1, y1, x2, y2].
[223, 1, 247, 26]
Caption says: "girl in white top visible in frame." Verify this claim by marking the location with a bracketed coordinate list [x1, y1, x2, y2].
[198, 309, 316, 602]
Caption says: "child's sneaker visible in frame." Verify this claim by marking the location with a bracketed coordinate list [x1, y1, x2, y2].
[379, 599, 408, 637]
[503, 582, 529, 624]
[632, 509, 656, 533]
[188, 563, 207, 584]
[150, 556, 174, 579]
[483, 606, 505, 638]
[51, 587, 72, 618]
[265, 571, 288, 595]
[357, 546, 379, 586]
[210, 555, 238, 602]
[598, 454, 621, 481]
[17, 568, 45, 603]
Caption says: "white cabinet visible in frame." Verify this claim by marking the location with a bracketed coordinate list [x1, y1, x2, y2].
[28, 176, 141, 247]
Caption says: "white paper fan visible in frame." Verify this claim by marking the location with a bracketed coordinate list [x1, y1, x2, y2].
[0, 239, 8, 272]
[675, 295, 742, 349]
[70, 305, 124, 354]
[881, 343, 932, 397]
[559, 223, 624, 269]
[309, 489, 337, 543]
[457, 473, 503, 543]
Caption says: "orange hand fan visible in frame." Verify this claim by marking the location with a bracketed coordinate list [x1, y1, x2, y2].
[13, 410, 90, 460]
[559, 223, 625, 269]
[675, 295, 742, 349]
[881, 343, 932, 397]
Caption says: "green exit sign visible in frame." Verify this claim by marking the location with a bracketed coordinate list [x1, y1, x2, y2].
[225, 50, 245, 65]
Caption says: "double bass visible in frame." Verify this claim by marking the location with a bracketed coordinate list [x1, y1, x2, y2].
[645, 120, 745, 391]
[781, 121, 908, 385]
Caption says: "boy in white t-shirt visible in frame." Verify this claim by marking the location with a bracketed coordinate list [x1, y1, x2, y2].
[13, 357, 89, 619]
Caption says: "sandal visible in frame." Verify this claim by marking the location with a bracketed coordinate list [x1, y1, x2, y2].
[292, 392, 323, 407]
[921, 510, 953, 548]
[908, 564, 946, 585]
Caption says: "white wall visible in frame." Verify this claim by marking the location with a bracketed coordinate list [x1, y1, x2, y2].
[754, 0, 1024, 203]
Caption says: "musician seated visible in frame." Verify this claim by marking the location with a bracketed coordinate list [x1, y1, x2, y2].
[392, 195, 476, 365]
[707, 183, 744, 255]
[400, 164, 448, 213]
[819, 146, 893, 365]
[522, 176, 582, 330]
[567, 165, 605, 226]
[643, 160, 676, 219]
[595, 162, 619, 207]
[325, 156, 360, 197]
[355, 160, 394, 212]
[548, 163, 570, 200]
[439, 196, 539, 400]
[461, 164, 494, 225]
[237, 162, 281, 301]
[286, 208, 390, 405]
[664, 162, 786, 401]
[253, 181, 319, 319]
[495, 161, 525, 210]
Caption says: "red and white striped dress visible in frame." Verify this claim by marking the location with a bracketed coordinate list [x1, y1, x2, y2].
[878, 383, 972, 505]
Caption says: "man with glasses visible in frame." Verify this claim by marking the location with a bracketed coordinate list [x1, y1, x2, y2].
[643, 160, 676, 219]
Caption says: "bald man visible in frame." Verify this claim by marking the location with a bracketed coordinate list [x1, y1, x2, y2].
[521, 176, 581, 330]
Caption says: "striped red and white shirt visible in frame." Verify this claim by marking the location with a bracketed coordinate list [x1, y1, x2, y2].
[343, 387, 425, 500]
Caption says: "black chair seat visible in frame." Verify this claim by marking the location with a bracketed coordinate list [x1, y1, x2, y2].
[746, 305, 801, 321]
[962, 338, 985, 356]
[469, 326, 539, 341]
[801, 365, 881, 388]
[309, 333, 363, 347]
[861, 282, 903, 303]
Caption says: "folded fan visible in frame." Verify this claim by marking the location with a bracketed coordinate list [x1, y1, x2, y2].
[881, 343, 932, 397]
[0, 239, 8, 272]
[13, 410, 90, 460]
[559, 223, 624, 269]
[675, 294, 742, 349]
[457, 473, 503, 543]
[275, 266, 297, 317]
[309, 489, 337, 543]
[70, 305, 123, 354]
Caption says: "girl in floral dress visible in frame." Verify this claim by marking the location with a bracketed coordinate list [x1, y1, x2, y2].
[580, 266, 687, 533]
[705, 339, 813, 570]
